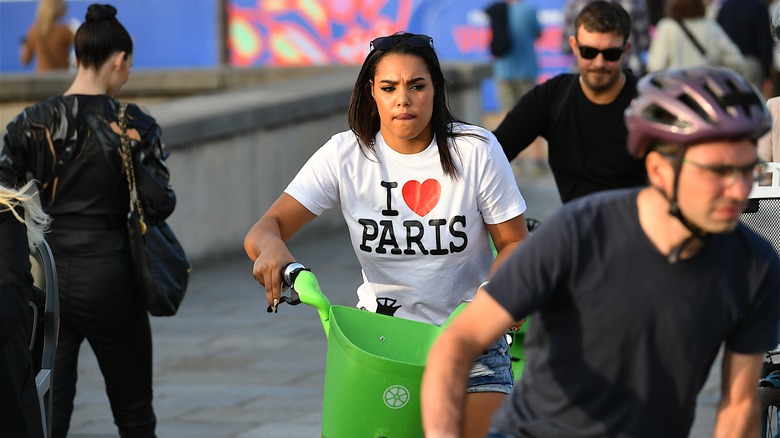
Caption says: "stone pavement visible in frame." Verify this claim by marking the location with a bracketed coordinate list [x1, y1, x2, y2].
[67, 168, 720, 438]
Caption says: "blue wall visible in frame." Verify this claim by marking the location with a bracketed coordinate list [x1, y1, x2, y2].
[0, 0, 219, 72]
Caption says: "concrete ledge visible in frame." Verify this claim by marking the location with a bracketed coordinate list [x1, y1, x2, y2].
[0, 65, 363, 101]
[146, 68, 360, 148]
[0, 63, 491, 102]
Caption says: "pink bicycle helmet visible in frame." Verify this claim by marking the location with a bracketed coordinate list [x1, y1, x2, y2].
[625, 67, 771, 158]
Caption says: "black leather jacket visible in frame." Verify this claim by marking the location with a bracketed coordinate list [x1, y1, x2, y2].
[0, 95, 175, 224]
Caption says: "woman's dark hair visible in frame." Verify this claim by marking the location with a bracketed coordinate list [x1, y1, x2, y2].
[666, 0, 705, 19]
[348, 32, 478, 179]
[575, 1, 632, 45]
[74, 4, 133, 69]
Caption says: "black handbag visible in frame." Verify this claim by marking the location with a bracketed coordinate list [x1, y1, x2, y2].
[119, 102, 191, 316]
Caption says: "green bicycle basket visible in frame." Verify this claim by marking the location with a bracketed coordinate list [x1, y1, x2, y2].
[321, 306, 443, 438]
[507, 321, 528, 381]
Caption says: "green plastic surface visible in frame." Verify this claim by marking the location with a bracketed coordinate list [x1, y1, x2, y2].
[321, 306, 442, 437]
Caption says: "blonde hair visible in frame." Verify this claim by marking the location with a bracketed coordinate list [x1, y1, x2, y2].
[0, 180, 51, 249]
[34, 0, 66, 37]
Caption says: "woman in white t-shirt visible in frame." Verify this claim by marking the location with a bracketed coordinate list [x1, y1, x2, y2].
[244, 32, 529, 437]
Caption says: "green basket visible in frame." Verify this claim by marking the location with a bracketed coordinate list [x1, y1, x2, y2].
[288, 270, 527, 435]
[507, 322, 528, 381]
[321, 306, 443, 438]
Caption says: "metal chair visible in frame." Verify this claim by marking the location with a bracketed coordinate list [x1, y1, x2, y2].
[748, 163, 780, 437]
[27, 239, 59, 438]
[741, 162, 780, 257]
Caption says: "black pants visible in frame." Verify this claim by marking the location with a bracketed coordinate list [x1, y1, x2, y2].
[0, 329, 44, 437]
[49, 228, 156, 438]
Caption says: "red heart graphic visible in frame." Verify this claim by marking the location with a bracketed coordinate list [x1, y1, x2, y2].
[402, 179, 441, 217]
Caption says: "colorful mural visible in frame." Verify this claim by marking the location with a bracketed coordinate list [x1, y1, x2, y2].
[227, 0, 568, 79]
[226, 0, 568, 110]
[228, 0, 416, 67]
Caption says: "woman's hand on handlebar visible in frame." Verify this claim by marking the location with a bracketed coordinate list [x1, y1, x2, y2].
[251, 238, 295, 311]
[244, 194, 318, 312]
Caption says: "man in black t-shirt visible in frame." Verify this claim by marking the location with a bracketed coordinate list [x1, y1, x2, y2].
[422, 67, 779, 437]
[494, 1, 646, 203]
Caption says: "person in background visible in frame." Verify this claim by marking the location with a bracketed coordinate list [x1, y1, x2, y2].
[0, 180, 50, 438]
[489, 0, 546, 175]
[244, 31, 529, 438]
[495, 1, 646, 203]
[422, 66, 779, 438]
[20, 0, 74, 72]
[759, 6, 780, 163]
[646, 0, 745, 75]
[488, 0, 541, 108]
[771, 0, 780, 96]
[646, 0, 665, 26]
[1, 4, 176, 437]
[759, 97, 780, 162]
[716, 0, 774, 96]
[561, 0, 650, 75]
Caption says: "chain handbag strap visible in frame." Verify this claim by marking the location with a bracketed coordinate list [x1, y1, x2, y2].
[118, 101, 147, 235]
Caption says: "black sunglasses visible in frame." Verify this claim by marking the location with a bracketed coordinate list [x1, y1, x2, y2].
[577, 44, 625, 62]
[370, 33, 434, 52]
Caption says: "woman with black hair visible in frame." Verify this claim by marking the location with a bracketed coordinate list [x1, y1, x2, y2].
[0, 4, 175, 437]
[245, 32, 529, 437]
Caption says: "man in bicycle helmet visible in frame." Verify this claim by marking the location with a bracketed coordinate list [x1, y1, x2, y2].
[422, 66, 780, 438]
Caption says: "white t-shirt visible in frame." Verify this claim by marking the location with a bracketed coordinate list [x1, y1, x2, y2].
[286, 123, 527, 325]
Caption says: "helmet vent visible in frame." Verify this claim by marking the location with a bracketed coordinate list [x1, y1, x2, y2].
[722, 91, 761, 118]
[644, 103, 691, 129]
[702, 82, 721, 103]
[649, 76, 664, 89]
[717, 77, 761, 117]
[677, 93, 713, 124]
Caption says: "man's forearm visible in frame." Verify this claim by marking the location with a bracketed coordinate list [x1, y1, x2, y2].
[713, 397, 759, 437]
[714, 349, 764, 438]
[421, 332, 474, 437]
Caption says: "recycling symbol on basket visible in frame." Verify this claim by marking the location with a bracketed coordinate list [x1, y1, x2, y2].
[383, 385, 410, 409]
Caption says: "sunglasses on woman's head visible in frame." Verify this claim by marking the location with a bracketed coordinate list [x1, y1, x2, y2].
[370, 33, 434, 52]
[577, 44, 625, 62]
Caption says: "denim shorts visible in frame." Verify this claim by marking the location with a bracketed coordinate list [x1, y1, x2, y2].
[466, 334, 513, 394]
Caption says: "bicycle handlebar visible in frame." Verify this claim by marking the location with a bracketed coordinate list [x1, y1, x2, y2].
[265, 263, 310, 313]
[270, 263, 333, 335]
[282, 262, 309, 288]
